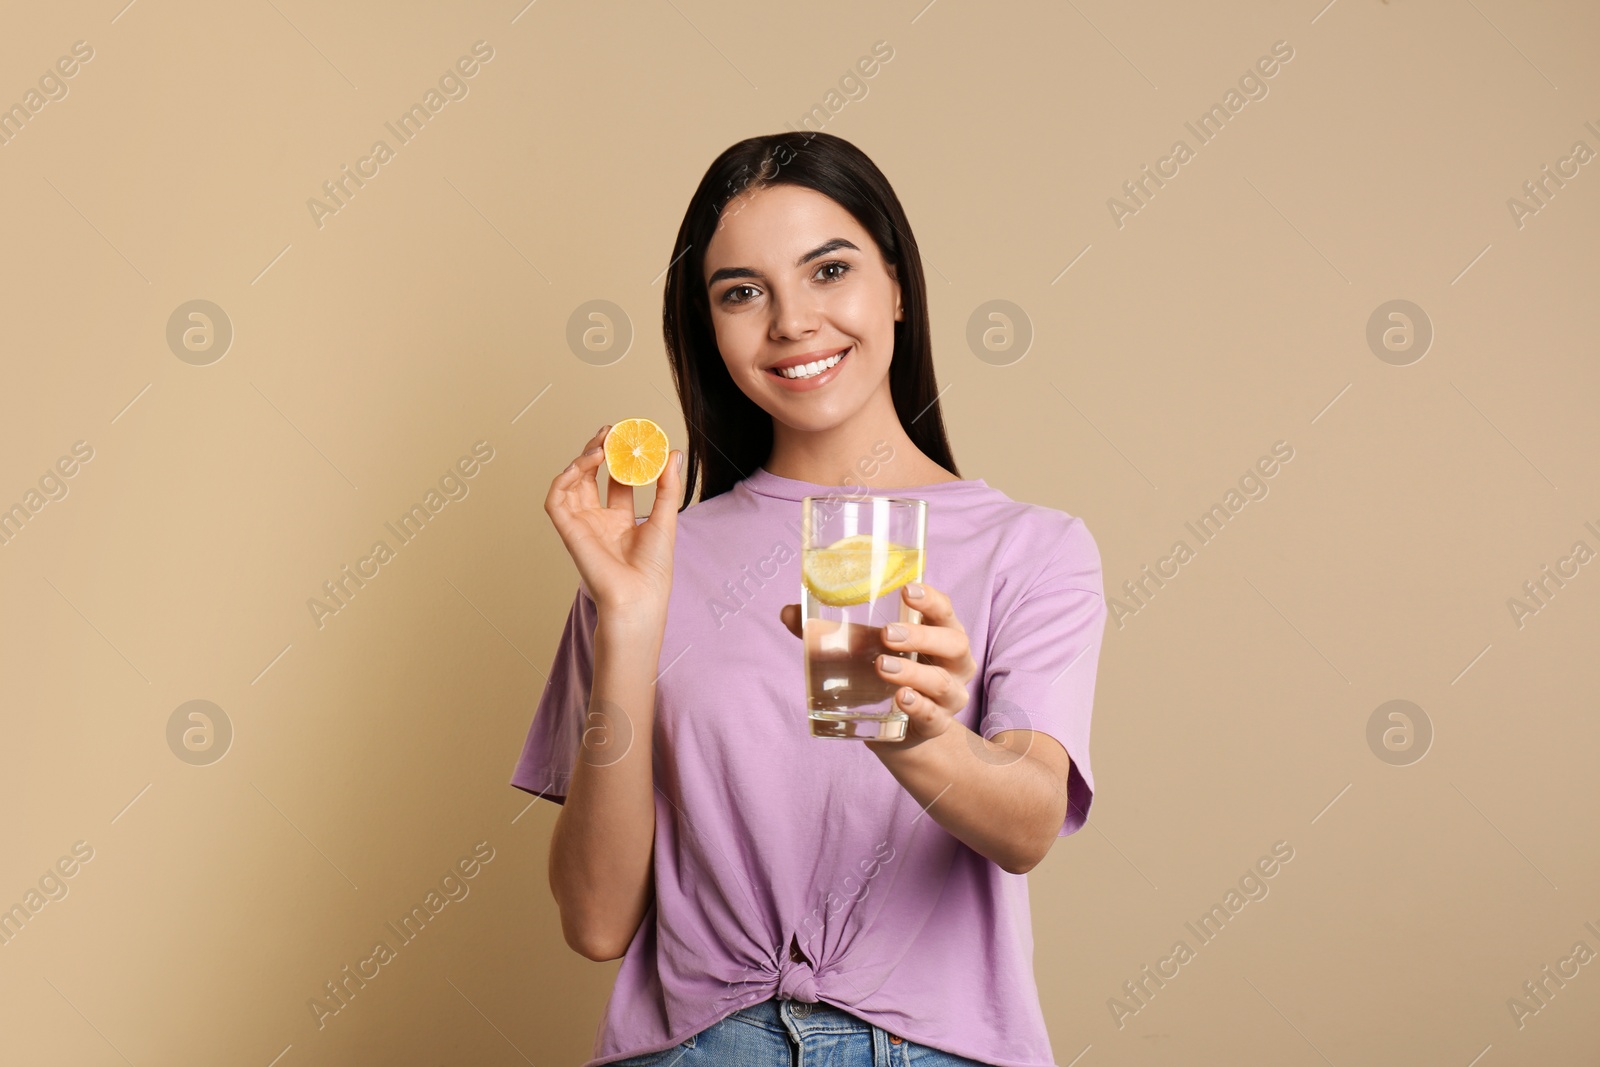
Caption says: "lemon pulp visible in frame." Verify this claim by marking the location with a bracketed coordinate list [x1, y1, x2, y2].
[603, 418, 670, 486]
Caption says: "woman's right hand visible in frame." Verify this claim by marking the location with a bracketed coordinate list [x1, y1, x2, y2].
[544, 424, 684, 622]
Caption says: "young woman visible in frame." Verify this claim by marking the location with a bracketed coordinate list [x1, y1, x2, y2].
[514, 132, 1108, 1067]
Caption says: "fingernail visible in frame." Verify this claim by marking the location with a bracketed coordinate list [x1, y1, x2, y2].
[900, 688, 916, 705]
[676, 451, 685, 474]
[597, 424, 609, 436]
[584, 445, 602, 456]
[879, 655, 902, 674]
[885, 623, 906, 642]
[906, 582, 924, 599]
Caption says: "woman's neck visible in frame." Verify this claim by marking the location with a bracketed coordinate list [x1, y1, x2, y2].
[763, 398, 958, 489]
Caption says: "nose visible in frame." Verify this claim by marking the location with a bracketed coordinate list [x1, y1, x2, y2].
[768, 290, 822, 342]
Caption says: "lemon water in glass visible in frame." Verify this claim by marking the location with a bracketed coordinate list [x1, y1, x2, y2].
[800, 494, 928, 741]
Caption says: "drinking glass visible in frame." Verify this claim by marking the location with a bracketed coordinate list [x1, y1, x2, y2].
[800, 494, 928, 741]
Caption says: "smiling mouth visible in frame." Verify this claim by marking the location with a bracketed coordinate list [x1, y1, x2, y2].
[768, 347, 850, 380]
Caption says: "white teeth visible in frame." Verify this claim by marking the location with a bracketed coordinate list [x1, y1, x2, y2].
[779, 350, 846, 379]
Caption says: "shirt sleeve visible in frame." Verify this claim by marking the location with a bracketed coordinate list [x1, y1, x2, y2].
[979, 515, 1107, 837]
[509, 580, 598, 805]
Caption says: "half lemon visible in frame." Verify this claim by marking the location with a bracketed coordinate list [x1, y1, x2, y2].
[603, 418, 671, 486]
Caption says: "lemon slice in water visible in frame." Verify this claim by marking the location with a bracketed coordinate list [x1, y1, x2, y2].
[802, 534, 923, 608]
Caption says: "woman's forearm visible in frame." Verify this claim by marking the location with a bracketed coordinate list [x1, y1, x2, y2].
[548, 608, 665, 960]
[874, 724, 1068, 875]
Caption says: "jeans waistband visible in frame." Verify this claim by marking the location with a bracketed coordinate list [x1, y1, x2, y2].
[733, 995, 877, 1036]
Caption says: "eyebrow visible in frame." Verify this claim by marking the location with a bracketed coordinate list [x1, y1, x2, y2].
[706, 238, 861, 287]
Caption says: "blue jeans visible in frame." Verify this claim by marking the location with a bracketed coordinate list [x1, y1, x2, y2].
[611, 997, 996, 1066]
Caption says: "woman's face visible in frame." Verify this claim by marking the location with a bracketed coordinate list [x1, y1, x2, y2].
[702, 183, 902, 435]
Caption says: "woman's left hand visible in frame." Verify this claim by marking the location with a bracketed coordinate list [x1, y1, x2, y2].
[779, 580, 978, 751]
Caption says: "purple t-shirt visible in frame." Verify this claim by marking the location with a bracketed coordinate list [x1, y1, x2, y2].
[511, 465, 1107, 1066]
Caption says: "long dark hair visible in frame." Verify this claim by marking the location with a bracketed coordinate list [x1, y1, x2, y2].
[662, 131, 959, 508]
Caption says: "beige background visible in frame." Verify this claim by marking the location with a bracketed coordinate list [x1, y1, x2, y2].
[1, 0, 1597, 1064]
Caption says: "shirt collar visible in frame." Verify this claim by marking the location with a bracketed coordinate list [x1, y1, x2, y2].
[738, 464, 989, 502]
